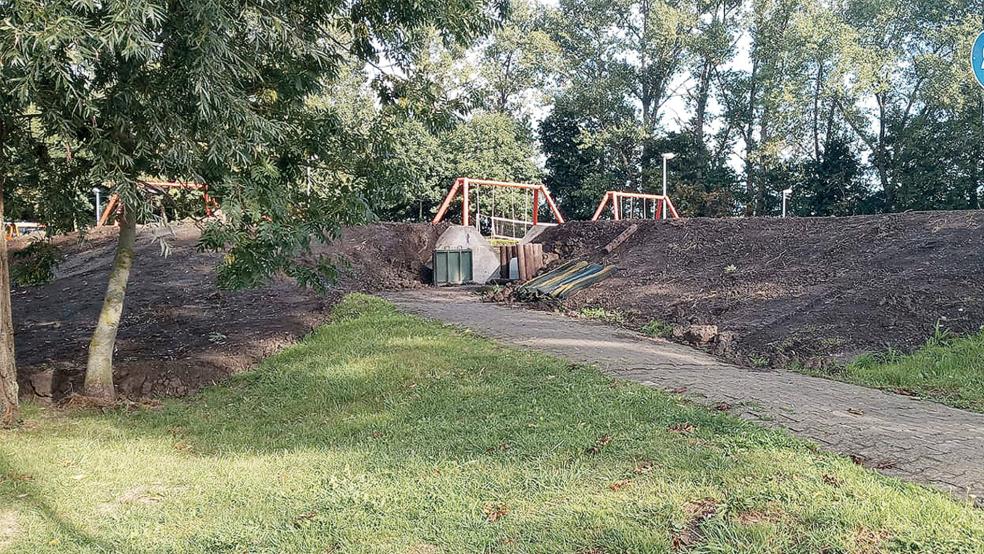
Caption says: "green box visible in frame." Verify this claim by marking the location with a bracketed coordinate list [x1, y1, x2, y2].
[433, 249, 473, 285]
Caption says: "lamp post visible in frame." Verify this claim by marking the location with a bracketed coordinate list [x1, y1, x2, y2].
[92, 187, 102, 225]
[661, 153, 676, 220]
[781, 188, 792, 217]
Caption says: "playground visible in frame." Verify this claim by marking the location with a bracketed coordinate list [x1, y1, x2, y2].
[9, 193, 984, 405]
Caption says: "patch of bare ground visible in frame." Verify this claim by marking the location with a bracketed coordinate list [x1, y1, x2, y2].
[0, 510, 19, 550]
[10, 221, 444, 401]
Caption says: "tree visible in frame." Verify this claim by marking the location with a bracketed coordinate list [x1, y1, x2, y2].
[0, 173, 16, 426]
[477, 0, 563, 121]
[686, 0, 743, 186]
[644, 132, 741, 216]
[541, 91, 641, 219]
[1, 0, 499, 402]
[830, 0, 982, 212]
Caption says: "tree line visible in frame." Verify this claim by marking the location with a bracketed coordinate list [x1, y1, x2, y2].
[356, 0, 983, 221]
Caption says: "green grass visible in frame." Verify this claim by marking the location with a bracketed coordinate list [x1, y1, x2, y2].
[1, 294, 982, 553]
[641, 319, 674, 339]
[576, 306, 626, 325]
[828, 328, 984, 413]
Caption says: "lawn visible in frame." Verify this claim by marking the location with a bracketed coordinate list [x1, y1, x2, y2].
[1, 294, 982, 553]
[819, 328, 984, 413]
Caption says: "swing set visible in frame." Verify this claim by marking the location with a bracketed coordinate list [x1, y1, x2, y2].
[591, 191, 679, 221]
[432, 178, 565, 241]
[97, 179, 215, 226]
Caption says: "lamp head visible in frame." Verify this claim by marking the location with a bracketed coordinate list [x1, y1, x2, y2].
[662, 153, 676, 160]
[782, 188, 793, 195]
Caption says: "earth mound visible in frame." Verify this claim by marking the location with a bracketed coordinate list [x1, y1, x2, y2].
[536, 211, 984, 367]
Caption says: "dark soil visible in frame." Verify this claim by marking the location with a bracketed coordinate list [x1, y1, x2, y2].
[535, 211, 984, 368]
[11, 221, 445, 401]
[12, 210, 983, 402]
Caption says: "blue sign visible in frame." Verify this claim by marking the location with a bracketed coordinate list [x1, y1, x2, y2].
[974, 31, 984, 89]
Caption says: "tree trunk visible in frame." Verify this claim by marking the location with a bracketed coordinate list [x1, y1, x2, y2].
[756, 103, 772, 216]
[744, 58, 759, 216]
[875, 94, 894, 210]
[812, 62, 824, 163]
[972, 95, 983, 209]
[693, 57, 712, 187]
[0, 177, 18, 428]
[84, 204, 137, 400]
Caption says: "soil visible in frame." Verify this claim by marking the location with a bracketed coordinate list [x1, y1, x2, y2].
[11, 210, 984, 402]
[10, 221, 446, 401]
[535, 211, 984, 368]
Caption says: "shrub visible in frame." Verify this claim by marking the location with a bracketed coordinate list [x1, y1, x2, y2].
[641, 319, 673, 338]
[576, 306, 626, 324]
[11, 240, 60, 286]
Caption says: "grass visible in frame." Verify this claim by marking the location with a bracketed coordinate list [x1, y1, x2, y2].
[825, 327, 984, 413]
[576, 306, 626, 325]
[641, 319, 674, 339]
[1, 294, 982, 553]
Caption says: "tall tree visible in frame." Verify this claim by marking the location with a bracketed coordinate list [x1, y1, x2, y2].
[686, 0, 743, 182]
[831, 0, 981, 211]
[0, 176, 16, 426]
[478, 0, 563, 120]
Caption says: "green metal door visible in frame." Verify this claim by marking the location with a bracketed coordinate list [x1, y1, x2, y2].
[433, 249, 473, 285]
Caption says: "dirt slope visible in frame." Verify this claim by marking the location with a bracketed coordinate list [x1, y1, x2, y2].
[11, 221, 445, 401]
[536, 211, 984, 367]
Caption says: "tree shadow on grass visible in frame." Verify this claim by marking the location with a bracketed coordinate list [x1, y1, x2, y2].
[0, 455, 124, 553]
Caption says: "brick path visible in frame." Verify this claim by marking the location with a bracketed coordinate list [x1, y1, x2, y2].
[383, 288, 984, 505]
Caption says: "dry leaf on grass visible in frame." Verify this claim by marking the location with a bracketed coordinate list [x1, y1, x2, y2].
[668, 423, 695, 435]
[483, 503, 509, 523]
[672, 498, 719, 550]
[608, 480, 630, 492]
[586, 434, 613, 454]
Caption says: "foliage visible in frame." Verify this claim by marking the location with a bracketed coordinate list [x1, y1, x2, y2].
[576, 306, 626, 324]
[641, 319, 674, 338]
[1, 0, 503, 289]
[2, 294, 982, 551]
[538, 0, 983, 218]
[541, 92, 639, 219]
[10, 241, 60, 287]
[477, 0, 564, 121]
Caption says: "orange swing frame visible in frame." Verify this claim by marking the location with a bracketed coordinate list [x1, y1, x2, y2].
[432, 177, 566, 228]
[591, 191, 679, 221]
[98, 179, 216, 226]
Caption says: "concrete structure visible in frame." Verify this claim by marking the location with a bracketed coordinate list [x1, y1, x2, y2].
[434, 225, 500, 284]
[519, 224, 553, 245]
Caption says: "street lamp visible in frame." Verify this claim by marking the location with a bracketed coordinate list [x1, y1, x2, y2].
[92, 187, 102, 225]
[781, 188, 793, 218]
[661, 153, 676, 220]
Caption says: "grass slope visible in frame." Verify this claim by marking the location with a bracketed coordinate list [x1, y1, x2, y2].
[820, 329, 984, 413]
[1, 295, 982, 553]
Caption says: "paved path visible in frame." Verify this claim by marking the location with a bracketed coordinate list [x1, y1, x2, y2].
[383, 288, 984, 505]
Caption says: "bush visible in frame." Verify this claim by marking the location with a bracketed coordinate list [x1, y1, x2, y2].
[641, 319, 673, 338]
[11, 240, 60, 286]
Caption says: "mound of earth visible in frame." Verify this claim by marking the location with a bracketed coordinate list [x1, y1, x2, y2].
[10, 221, 444, 401]
[535, 211, 984, 368]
